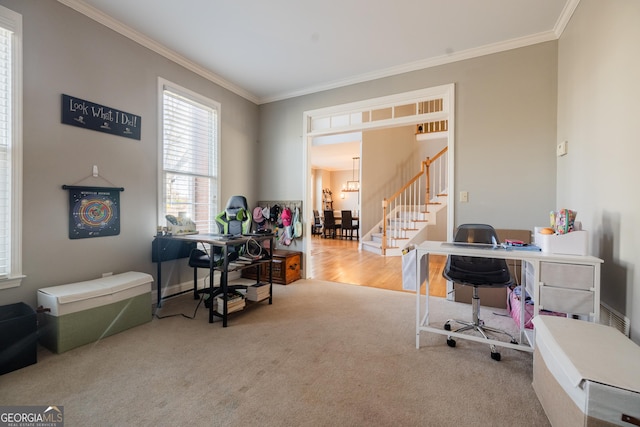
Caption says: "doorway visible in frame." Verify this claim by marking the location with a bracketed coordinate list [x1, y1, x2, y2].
[303, 84, 455, 286]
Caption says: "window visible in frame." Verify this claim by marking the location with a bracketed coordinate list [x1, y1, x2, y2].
[0, 6, 22, 289]
[159, 79, 219, 233]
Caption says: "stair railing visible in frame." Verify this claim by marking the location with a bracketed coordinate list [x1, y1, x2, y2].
[381, 147, 448, 255]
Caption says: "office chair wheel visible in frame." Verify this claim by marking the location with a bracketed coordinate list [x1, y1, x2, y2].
[446, 338, 456, 348]
[490, 351, 501, 361]
[444, 322, 451, 331]
[510, 339, 518, 345]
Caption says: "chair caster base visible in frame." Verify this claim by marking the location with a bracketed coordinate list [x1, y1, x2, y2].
[444, 322, 451, 331]
[446, 337, 456, 348]
[491, 351, 501, 361]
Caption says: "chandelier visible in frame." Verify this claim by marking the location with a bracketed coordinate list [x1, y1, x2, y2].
[342, 156, 360, 193]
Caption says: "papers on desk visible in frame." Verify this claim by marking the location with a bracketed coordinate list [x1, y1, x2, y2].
[507, 244, 542, 251]
[440, 242, 542, 251]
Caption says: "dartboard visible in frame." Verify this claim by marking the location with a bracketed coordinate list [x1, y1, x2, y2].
[74, 198, 113, 228]
[67, 187, 121, 239]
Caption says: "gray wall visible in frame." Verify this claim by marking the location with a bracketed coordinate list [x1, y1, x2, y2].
[361, 126, 417, 235]
[0, 0, 259, 306]
[9, 1, 633, 344]
[557, 0, 640, 342]
[259, 41, 558, 239]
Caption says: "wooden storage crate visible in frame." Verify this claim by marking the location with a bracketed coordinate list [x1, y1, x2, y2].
[242, 249, 301, 285]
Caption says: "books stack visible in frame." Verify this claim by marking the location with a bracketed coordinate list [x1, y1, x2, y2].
[215, 292, 245, 314]
[246, 283, 270, 302]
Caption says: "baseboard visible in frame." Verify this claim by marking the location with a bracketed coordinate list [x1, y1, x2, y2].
[152, 270, 243, 303]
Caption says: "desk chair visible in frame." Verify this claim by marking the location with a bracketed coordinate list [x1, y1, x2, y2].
[340, 210, 358, 240]
[322, 210, 341, 238]
[188, 195, 252, 298]
[443, 224, 517, 361]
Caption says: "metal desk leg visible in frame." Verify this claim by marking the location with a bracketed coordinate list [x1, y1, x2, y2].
[156, 257, 162, 309]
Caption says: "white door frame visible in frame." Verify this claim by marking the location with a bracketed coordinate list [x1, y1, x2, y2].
[302, 84, 455, 278]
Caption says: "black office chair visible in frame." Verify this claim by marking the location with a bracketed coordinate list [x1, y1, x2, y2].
[188, 195, 252, 297]
[340, 210, 358, 240]
[443, 224, 517, 361]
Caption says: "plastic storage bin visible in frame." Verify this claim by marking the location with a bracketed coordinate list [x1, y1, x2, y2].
[0, 302, 37, 375]
[37, 272, 153, 353]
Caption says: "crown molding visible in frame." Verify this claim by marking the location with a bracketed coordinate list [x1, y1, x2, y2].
[56, 0, 259, 104]
[261, 29, 559, 104]
[57, 0, 568, 106]
[554, 0, 581, 37]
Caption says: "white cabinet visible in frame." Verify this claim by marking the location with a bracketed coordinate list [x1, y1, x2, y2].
[525, 260, 600, 322]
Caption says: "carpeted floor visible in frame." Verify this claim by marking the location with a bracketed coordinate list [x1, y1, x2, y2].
[0, 279, 550, 426]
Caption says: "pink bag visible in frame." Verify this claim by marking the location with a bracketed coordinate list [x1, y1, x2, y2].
[507, 287, 534, 329]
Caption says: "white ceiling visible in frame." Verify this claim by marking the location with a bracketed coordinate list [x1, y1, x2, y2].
[64, 0, 576, 105]
[60, 0, 577, 171]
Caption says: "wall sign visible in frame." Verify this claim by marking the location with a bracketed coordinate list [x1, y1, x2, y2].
[62, 185, 124, 239]
[61, 94, 141, 140]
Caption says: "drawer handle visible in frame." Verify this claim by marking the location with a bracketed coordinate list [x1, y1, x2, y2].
[288, 263, 298, 270]
[622, 414, 640, 426]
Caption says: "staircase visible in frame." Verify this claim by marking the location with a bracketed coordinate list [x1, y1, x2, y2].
[361, 147, 448, 256]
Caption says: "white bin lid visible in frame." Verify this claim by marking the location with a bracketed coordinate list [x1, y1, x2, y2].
[38, 271, 153, 304]
[533, 315, 640, 394]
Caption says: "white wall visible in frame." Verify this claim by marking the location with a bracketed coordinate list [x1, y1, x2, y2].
[557, 0, 640, 343]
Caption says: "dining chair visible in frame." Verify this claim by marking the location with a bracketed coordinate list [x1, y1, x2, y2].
[340, 210, 358, 240]
[322, 210, 340, 239]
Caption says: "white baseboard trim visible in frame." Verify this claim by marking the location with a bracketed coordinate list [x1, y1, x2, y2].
[152, 270, 244, 304]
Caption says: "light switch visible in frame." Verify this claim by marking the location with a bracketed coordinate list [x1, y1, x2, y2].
[460, 191, 469, 203]
[557, 140, 568, 157]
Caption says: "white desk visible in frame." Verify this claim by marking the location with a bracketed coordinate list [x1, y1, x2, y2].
[414, 241, 603, 351]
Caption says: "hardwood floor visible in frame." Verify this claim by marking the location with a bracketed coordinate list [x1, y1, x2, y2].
[308, 235, 447, 297]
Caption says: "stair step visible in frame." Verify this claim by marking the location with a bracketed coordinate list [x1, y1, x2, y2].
[362, 240, 381, 248]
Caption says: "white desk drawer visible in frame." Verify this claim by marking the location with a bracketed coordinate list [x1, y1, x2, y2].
[540, 262, 594, 290]
[539, 286, 594, 315]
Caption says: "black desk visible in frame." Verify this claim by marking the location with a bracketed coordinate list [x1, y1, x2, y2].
[152, 236, 197, 307]
[152, 233, 274, 326]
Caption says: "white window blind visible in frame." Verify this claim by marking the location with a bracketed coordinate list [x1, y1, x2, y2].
[161, 84, 219, 233]
[0, 4, 22, 288]
[0, 26, 10, 277]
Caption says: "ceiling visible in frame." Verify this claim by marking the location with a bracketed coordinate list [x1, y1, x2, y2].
[64, 0, 576, 105]
[61, 0, 576, 171]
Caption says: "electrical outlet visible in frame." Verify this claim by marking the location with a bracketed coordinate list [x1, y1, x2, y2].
[460, 191, 469, 203]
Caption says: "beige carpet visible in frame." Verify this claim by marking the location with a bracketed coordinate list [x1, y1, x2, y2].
[0, 280, 550, 426]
